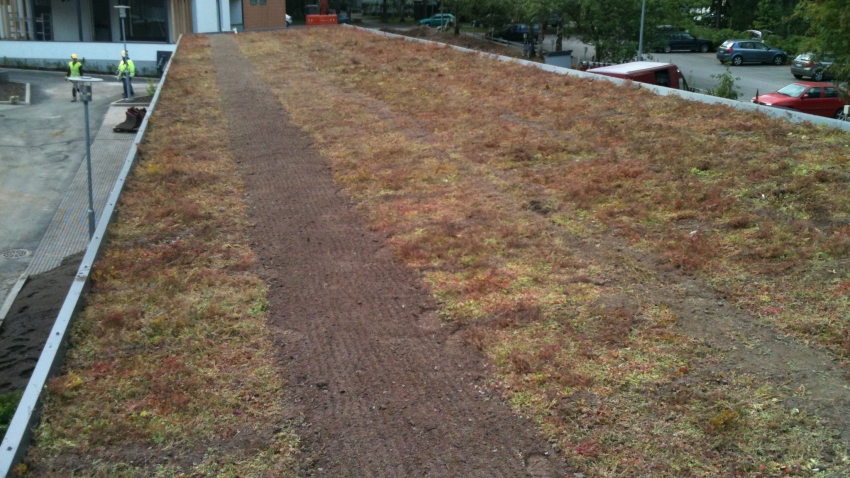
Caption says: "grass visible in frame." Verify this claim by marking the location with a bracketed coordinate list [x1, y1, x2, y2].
[231, 28, 850, 475]
[18, 35, 298, 477]
[0, 391, 23, 438]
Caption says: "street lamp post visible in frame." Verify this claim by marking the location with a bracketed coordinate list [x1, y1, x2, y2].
[115, 5, 130, 57]
[637, 0, 647, 61]
[67, 76, 103, 239]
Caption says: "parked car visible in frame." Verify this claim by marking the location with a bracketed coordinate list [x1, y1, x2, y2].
[694, 10, 724, 25]
[286, 14, 292, 26]
[419, 13, 454, 28]
[745, 29, 772, 40]
[337, 13, 351, 24]
[716, 39, 787, 66]
[791, 52, 837, 81]
[588, 61, 691, 90]
[488, 23, 540, 43]
[655, 32, 713, 53]
[752, 82, 848, 118]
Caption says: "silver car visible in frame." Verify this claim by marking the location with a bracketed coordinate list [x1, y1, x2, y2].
[716, 39, 787, 66]
[791, 52, 836, 81]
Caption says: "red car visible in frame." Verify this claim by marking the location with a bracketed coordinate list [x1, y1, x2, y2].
[752, 81, 848, 118]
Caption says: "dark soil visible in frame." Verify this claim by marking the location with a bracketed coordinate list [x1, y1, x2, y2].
[0, 81, 26, 102]
[209, 34, 568, 476]
[0, 253, 83, 394]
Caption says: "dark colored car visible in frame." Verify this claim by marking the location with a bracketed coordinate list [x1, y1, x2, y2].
[791, 52, 837, 81]
[717, 40, 787, 66]
[752, 82, 848, 118]
[489, 23, 540, 43]
[655, 32, 713, 53]
[337, 13, 351, 24]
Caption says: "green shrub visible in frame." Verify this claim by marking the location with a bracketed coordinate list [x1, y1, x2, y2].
[0, 391, 23, 438]
[707, 65, 741, 100]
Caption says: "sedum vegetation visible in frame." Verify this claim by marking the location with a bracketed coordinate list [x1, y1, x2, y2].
[21, 35, 298, 477]
[234, 28, 850, 476]
[19, 26, 850, 477]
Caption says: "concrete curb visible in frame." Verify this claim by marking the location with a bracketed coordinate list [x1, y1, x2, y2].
[0, 36, 181, 478]
[0, 82, 30, 105]
[0, 273, 28, 329]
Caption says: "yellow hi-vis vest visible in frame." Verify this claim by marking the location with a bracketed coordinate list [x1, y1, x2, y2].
[118, 59, 135, 78]
[68, 61, 82, 77]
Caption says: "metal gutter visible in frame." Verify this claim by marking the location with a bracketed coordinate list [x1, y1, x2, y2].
[359, 25, 850, 131]
[0, 35, 183, 478]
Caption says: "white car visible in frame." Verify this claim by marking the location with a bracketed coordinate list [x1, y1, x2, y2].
[286, 14, 292, 26]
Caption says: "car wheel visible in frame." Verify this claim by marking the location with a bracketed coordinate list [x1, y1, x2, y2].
[835, 109, 845, 120]
[663, 45, 671, 53]
[699, 44, 709, 53]
[772, 55, 784, 65]
[731, 56, 743, 66]
[813, 70, 824, 81]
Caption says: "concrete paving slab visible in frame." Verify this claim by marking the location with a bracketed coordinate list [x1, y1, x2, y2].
[0, 69, 126, 320]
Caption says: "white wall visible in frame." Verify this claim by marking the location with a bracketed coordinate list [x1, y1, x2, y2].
[51, 0, 94, 42]
[1, 40, 175, 72]
[192, 0, 230, 33]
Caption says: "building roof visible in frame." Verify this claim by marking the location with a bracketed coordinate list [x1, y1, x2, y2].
[587, 61, 674, 75]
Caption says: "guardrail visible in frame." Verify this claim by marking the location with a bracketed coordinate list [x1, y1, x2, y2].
[0, 36, 182, 478]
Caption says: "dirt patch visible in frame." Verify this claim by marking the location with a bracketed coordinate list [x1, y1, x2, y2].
[0, 253, 83, 394]
[0, 81, 26, 102]
[209, 34, 568, 476]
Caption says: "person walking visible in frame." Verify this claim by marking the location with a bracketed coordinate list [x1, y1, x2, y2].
[117, 51, 135, 100]
[65, 53, 83, 102]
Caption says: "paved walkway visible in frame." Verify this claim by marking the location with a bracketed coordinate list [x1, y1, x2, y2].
[0, 69, 134, 324]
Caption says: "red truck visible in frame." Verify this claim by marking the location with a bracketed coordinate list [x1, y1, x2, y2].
[587, 61, 691, 90]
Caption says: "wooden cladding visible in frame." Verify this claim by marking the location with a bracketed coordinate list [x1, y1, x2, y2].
[0, 0, 29, 40]
[242, 0, 287, 30]
[170, 0, 191, 40]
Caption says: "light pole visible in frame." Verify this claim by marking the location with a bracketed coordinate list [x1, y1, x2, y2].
[67, 76, 103, 239]
[637, 0, 647, 61]
[115, 5, 130, 57]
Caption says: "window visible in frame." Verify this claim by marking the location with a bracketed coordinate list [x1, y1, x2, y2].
[123, 0, 167, 42]
[824, 87, 838, 98]
[807, 87, 822, 98]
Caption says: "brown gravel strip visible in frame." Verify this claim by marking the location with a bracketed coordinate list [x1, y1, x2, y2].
[208, 34, 567, 477]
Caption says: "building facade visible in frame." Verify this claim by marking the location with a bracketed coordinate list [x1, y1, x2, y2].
[0, 0, 287, 73]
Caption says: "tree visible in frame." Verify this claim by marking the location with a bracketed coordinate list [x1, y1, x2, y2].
[795, 0, 850, 84]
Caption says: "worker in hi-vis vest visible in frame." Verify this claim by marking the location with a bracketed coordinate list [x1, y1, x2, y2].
[65, 53, 83, 102]
[117, 51, 135, 100]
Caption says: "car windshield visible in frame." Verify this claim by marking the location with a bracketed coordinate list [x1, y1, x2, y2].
[776, 84, 808, 97]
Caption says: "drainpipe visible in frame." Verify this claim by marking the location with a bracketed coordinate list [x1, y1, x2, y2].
[217, 0, 222, 32]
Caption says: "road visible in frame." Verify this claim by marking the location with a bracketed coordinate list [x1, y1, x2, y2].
[650, 51, 796, 100]
[526, 34, 797, 102]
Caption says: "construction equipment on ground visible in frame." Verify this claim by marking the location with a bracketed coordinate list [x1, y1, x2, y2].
[306, 0, 337, 26]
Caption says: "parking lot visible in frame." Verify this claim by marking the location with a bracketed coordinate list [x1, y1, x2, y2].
[0, 69, 124, 317]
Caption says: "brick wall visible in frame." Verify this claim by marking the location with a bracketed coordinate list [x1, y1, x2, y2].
[242, 0, 288, 30]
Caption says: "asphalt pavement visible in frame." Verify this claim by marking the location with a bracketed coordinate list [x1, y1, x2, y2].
[0, 69, 125, 317]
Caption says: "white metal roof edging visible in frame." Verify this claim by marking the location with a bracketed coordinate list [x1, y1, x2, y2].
[0, 35, 183, 478]
[354, 25, 850, 132]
